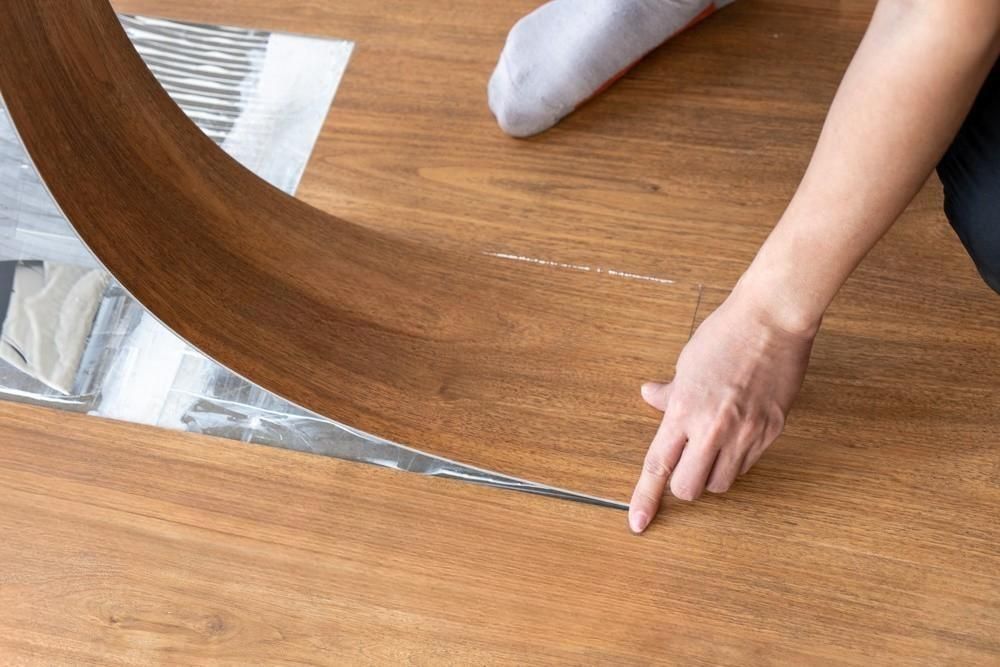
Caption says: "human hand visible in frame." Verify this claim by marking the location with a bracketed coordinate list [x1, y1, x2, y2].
[628, 289, 818, 533]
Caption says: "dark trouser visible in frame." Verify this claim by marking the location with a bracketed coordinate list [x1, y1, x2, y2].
[937, 58, 1000, 295]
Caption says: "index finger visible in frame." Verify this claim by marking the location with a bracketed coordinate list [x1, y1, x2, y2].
[628, 414, 687, 534]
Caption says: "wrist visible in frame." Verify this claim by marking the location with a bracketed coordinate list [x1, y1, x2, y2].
[728, 267, 825, 340]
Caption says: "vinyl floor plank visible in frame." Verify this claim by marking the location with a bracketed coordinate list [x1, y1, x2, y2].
[0, 0, 705, 503]
[1, 403, 998, 665]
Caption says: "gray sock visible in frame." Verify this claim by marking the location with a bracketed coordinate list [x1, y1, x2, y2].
[488, 0, 735, 137]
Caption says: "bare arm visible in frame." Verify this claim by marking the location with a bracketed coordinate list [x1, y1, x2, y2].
[741, 0, 1000, 333]
[629, 0, 1000, 533]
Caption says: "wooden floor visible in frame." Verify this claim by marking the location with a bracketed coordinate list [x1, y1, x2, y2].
[1, 0, 998, 662]
[2, 403, 998, 665]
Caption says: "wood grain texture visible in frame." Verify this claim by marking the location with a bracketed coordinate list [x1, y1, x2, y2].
[117, 0, 985, 300]
[107, 0, 1000, 501]
[4, 1, 998, 663]
[0, 0, 707, 503]
[1, 402, 998, 665]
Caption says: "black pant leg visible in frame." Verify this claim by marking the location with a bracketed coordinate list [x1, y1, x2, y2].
[936, 58, 1000, 295]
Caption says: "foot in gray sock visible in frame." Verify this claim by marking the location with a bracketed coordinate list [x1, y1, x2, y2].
[488, 0, 735, 137]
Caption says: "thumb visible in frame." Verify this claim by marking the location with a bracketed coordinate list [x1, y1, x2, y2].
[641, 381, 672, 412]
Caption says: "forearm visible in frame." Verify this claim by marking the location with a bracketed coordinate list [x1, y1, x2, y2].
[736, 0, 1000, 334]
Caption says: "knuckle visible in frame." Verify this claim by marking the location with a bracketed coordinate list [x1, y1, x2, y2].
[714, 390, 746, 420]
[705, 478, 732, 494]
[666, 395, 692, 418]
[723, 399, 747, 424]
[704, 402, 744, 438]
[636, 488, 664, 507]
[670, 477, 699, 501]
[737, 419, 760, 443]
[764, 411, 786, 441]
[642, 455, 672, 479]
[699, 417, 728, 445]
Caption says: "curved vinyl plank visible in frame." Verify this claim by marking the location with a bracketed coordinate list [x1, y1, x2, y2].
[0, 0, 700, 502]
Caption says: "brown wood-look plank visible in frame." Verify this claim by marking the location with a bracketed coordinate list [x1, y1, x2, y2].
[0, 0, 709, 503]
[1, 403, 998, 665]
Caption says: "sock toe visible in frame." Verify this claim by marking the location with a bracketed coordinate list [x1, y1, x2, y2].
[488, 61, 558, 138]
[487, 8, 575, 137]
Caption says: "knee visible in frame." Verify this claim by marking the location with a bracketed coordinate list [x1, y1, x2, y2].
[963, 227, 1000, 295]
[979, 257, 1000, 296]
[945, 194, 1000, 295]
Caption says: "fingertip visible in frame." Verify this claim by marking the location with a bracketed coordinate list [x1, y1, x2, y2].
[640, 382, 660, 400]
[642, 381, 671, 410]
[628, 509, 650, 534]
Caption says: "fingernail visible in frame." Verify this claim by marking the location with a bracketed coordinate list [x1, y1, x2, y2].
[629, 511, 649, 534]
[640, 383, 657, 398]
